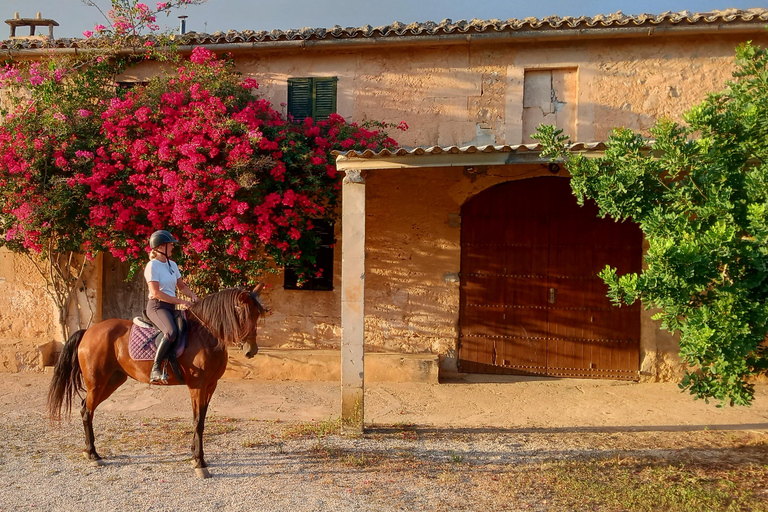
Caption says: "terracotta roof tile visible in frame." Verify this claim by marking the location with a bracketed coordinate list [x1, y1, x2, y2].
[334, 142, 611, 159]
[2, 8, 767, 50]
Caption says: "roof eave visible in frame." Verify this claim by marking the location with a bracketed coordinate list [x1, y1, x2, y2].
[3, 17, 766, 56]
[334, 143, 613, 171]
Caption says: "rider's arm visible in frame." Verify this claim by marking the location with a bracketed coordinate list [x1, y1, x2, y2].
[176, 279, 199, 303]
[148, 281, 192, 307]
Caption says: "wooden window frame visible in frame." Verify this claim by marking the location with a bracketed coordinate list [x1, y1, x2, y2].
[287, 77, 338, 123]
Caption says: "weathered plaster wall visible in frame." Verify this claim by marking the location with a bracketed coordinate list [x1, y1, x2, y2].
[231, 32, 766, 148]
[253, 164, 684, 378]
[257, 251, 342, 349]
[9, 29, 763, 379]
[0, 249, 101, 372]
[585, 36, 753, 141]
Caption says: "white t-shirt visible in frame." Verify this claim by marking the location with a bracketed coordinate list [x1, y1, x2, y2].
[144, 259, 181, 299]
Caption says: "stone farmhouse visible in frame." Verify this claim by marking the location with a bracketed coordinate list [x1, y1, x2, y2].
[2, 9, 768, 403]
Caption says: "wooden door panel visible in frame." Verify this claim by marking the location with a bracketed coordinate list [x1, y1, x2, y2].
[463, 273, 506, 305]
[102, 253, 147, 320]
[459, 177, 642, 379]
[589, 306, 640, 340]
[547, 338, 638, 378]
[496, 336, 547, 374]
[461, 306, 507, 337]
[504, 275, 548, 310]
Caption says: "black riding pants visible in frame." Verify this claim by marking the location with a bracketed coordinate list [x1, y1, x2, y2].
[146, 299, 178, 342]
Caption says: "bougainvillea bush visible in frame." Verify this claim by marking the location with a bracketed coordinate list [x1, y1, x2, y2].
[0, 47, 401, 294]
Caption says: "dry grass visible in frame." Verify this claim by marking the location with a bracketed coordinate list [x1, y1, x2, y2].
[14, 413, 768, 511]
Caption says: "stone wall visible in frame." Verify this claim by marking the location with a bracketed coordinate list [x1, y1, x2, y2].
[5, 28, 763, 379]
[212, 32, 768, 148]
[0, 249, 101, 372]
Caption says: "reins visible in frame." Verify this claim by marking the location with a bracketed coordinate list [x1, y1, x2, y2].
[186, 301, 251, 345]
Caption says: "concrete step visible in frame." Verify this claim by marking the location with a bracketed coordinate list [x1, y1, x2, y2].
[225, 349, 439, 383]
[1, 342, 440, 384]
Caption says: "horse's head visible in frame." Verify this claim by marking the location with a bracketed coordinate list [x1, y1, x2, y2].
[239, 283, 266, 358]
[188, 284, 267, 357]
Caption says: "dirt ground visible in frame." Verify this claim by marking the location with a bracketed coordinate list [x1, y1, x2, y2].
[3, 372, 768, 511]
[2, 370, 768, 430]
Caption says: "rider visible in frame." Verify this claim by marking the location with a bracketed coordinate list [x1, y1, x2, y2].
[144, 230, 198, 383]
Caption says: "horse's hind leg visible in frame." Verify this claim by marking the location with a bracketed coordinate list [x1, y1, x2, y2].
[81, 371, 128, 465]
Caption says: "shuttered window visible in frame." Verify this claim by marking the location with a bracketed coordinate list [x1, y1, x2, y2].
[287, 77, 337, 122]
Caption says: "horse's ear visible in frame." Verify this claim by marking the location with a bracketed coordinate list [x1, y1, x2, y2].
[252, 283, 265, 296]
[237, 291, 250, 304]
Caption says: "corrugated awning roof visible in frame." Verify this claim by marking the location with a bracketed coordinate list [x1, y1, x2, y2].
[2, 8, 767, 51]
[334, 142, 612, 170]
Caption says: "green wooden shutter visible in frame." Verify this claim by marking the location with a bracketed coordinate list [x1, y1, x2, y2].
[312, 77, 337, 121]
[288, 78, 312, 122]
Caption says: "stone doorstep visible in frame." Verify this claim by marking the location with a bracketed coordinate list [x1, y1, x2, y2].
[0, 339, 57, 373]
[5, 342, 439, 384]
[225, 349, 440, 384]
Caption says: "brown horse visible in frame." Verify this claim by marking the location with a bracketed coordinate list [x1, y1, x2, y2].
[46, 285, 266, 479]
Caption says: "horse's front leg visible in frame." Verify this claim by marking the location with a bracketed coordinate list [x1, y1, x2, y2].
[189, 385, 216, 479]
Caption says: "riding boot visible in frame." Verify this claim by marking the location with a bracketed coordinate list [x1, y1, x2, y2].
[149, 333, 174, 384]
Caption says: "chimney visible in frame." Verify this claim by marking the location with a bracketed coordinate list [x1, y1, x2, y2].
[5, 11, 59, 39]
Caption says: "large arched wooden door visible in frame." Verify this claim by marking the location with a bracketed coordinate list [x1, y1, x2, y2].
[458, 177, 643, 380]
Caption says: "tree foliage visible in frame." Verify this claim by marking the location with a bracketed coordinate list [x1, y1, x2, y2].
[534, 42, 768, 406]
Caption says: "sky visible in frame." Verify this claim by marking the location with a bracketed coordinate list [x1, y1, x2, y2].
[2, 0, 768, 39]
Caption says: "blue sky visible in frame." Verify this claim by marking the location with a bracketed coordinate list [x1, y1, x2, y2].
[3, 0, 767, 39]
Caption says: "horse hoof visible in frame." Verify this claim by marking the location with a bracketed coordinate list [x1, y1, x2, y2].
[82, 452, 104, 466]
[194, 467, 211, 479]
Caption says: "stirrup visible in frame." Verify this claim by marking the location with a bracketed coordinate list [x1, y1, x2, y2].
[149, 366, 169, 384]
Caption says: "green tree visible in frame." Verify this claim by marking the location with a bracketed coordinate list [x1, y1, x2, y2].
[534, 42, 768, 406]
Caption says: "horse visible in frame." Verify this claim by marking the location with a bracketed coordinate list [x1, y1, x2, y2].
[46, 284, 266, 479]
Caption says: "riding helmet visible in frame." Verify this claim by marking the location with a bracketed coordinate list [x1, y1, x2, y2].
[149, 230, 178, 249]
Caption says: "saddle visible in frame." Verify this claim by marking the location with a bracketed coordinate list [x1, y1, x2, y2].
[128, 310, 187, 383]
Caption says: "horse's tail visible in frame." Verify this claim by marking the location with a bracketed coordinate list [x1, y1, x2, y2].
[46, 329, 86, 422]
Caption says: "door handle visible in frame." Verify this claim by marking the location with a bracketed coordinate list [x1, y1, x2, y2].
[549, 288, 556, 304]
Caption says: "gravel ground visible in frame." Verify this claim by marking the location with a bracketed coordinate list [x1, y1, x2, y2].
[2, 406, 768, 511]
[2, 373, 768, 511]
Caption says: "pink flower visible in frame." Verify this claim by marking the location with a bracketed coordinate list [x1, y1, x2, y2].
[78, 109, 92, 118]
[53, 112, 67, 122]
[190, 47, 215, 65]
[94, 24, 106, 33]
[82, 30, 94, 38]
[241, 78, 259, 89]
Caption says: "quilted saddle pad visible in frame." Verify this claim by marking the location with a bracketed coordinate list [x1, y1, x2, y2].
[128, 323, 187, 361]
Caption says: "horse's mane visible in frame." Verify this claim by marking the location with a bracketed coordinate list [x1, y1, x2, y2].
[187, 287, 265, 344]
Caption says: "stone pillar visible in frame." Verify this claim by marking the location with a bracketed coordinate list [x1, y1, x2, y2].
[341, 169, 365, 433]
